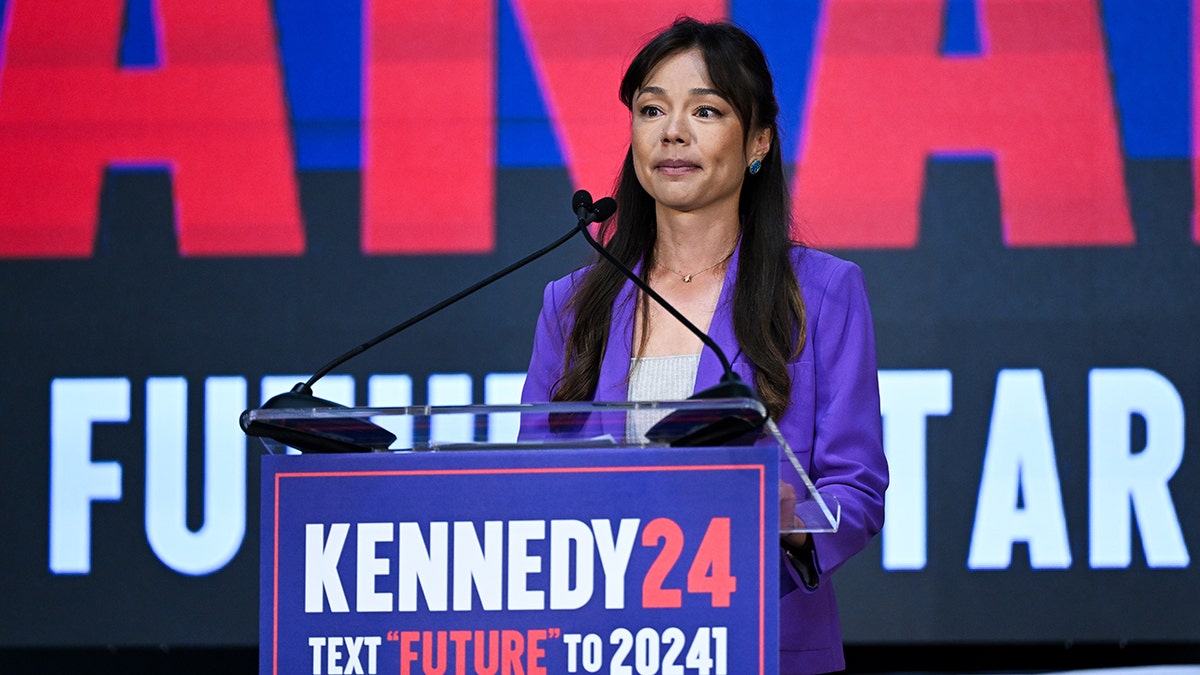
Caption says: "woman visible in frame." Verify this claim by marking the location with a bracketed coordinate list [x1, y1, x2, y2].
[521, 17, 888, 674]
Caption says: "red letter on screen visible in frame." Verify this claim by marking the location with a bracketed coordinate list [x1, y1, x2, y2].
[511, 0, 725, 198]
[361, 0, 494, 254]
[0, 2, 303, 258]
[795, 0, 1133, 248]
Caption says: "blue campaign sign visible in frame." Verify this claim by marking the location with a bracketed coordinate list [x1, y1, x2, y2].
[261, 446, 780, 675]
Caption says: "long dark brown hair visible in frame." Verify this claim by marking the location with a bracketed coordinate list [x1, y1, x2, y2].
[551, 17, 806, 421]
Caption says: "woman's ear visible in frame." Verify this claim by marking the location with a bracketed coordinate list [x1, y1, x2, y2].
[749, 126, 772, 166]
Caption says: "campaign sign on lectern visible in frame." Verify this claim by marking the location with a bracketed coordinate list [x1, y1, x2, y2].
[261, 446, 780, 675]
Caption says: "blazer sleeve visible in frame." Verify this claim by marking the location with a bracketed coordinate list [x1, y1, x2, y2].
[802, 260, 889, 580]
[521, 279, 571, 404]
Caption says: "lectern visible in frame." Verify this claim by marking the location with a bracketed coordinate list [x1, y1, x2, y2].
[246, 399, 839, 675]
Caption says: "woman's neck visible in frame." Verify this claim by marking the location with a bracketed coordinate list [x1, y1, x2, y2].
[652, 205, 740, 271]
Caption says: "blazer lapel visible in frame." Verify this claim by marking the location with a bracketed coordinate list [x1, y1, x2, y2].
[595, 264, 639, 402]
[695, 240, 744, 393]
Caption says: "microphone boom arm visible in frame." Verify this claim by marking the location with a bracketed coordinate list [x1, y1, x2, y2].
[302, 222, 586, 392]
[576, 226, 737, 378]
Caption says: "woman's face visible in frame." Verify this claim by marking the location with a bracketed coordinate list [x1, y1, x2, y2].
[630, 49, 769, 221]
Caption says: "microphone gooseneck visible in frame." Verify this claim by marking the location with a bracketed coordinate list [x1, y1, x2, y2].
[296, 191, 616, 398]
[570, 191, 765, 445]
[242, 189, 619, 452]
[574, 208, 751, 395]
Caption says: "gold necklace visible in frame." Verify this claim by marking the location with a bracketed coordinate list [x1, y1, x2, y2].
[657, 247, 735, 283]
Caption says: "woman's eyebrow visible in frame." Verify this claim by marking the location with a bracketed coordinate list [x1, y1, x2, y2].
[636, 85, 724, 98]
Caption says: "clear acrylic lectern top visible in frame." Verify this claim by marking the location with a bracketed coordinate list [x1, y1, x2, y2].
[242, 397, 839, 534]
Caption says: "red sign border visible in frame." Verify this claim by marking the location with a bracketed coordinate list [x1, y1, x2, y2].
[270, 463, 769, 675]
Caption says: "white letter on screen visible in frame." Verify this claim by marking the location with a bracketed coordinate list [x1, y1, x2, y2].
[968, 369, 1071, 570]
[145, 377, 246, 575]
[1089, 369, 1189, 568]
[49, 378, 129, 574]
[368, 374, 413, 448]
[484, 372, 526, 443]
[429, 374, 473, 443]
[878, 369, 952, 570]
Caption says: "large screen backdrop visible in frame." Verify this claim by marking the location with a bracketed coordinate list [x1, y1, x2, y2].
[1, 0, 1197, 648]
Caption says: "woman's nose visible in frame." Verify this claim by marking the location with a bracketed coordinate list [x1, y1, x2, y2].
[661, 111, 689, 144]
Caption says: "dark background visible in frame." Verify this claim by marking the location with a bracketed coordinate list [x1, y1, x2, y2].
[1, 0, 1198, 672]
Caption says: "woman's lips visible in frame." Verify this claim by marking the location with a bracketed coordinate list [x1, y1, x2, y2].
[656, 159, 700, 176]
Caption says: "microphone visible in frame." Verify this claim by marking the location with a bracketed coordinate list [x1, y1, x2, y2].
[593, 198, 618, 223]
[572, 189, 617, 224]
[571, 196, 767, 446]
[573, 189, 593, 220]
[240, 190, 617, 453]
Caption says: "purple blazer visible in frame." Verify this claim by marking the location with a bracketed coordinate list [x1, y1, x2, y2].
[521, 245, 888, 674]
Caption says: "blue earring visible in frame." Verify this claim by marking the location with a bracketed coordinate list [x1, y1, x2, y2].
[748, 159, 762, 175]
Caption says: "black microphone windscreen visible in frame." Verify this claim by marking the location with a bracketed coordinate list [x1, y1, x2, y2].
[572, 189, 593, 216]
[593, 197, 617, 222]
